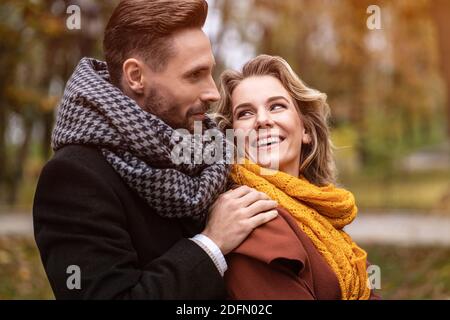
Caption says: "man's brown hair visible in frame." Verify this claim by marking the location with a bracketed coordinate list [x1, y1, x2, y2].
[103, 0, 208, 88]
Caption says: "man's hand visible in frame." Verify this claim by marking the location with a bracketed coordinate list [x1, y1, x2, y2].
[202, 186, 278, 255]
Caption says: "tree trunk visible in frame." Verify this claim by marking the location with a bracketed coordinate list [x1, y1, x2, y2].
[41, 111, 53, 160]
[6, 116, 33, 205]
[0, 101, 6, 189]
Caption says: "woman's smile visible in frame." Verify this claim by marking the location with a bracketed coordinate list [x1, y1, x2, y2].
[251, 135, 285, 149]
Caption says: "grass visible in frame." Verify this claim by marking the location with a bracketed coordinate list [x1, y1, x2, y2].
[331, 126, 450, 214]
[0, 236, 53, 299]
[339, 170, 450, 213]
[364, 244, 450, 299]
[0, 235, 449, 299]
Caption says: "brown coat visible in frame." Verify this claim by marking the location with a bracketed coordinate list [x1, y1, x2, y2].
[224, 206, 381, 300]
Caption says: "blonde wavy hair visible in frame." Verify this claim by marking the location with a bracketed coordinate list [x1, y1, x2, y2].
[213, 54, 336, 186]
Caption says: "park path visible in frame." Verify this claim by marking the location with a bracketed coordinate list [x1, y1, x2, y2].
[345, 212, 450, 246]
[1, 211, 449, 246]
[0, 214, 33, 236]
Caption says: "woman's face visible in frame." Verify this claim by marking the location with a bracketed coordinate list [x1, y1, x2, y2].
[231, 75, 310, 177]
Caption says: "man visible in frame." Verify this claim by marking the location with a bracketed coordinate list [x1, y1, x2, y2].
[33, 0, 278, 299]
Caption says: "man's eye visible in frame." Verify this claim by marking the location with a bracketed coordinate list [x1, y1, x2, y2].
[190, 71, 203, 79]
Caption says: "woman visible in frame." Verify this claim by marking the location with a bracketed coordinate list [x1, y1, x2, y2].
[214, 54, 380, 300]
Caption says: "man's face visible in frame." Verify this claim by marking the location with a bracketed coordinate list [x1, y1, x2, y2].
[141, 28, 220, 132]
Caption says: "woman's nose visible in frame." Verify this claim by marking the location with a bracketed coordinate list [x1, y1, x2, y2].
[255, 109, 274, 129]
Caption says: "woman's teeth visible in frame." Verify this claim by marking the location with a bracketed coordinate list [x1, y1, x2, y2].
[257, 136, 281, 147]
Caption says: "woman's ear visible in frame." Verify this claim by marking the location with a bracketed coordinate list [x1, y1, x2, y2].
[302, 128, 312, 144]
[122, 58, 144, 95]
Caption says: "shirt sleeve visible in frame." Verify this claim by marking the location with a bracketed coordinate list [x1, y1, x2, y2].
[190, 234, 228, 277]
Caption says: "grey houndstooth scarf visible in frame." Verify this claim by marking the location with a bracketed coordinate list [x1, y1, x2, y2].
[52, 57, 231, 221]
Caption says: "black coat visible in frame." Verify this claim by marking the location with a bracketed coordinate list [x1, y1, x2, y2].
[33, 145, 226, 299]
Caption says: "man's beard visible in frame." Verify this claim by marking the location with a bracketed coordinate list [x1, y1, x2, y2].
[142, 87, 210, 132]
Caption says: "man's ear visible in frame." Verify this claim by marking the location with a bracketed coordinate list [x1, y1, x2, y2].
[122, 58, 145, 95]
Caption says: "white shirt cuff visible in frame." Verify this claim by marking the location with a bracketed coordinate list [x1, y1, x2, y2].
[190, 234, 228, 277]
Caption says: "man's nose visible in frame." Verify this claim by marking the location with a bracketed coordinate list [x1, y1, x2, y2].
[200, 76, 220, 102]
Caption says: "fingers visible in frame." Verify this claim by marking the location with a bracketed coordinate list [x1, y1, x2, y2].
[248, 209, 279, 229]
[245, 199, 278, 217]
[224, 185, 253, 198]
[223, 186, 270, 202]
[238, 190, 271, 207]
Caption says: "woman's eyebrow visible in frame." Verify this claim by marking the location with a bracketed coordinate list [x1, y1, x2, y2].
[233, 96, 290, 116]
[266, 96, 290, 104]
[233, 102, 254, 116]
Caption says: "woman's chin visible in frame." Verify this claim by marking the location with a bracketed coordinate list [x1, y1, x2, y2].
[251, 154, 281, 171]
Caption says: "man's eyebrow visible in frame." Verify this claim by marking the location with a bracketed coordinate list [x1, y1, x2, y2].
[233, 96, 290, 116]
[182, 61, 215, 78]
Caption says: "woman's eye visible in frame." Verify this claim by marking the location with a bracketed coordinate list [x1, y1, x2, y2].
[270, 104, 286, 111]
[237, 110, 253, 118]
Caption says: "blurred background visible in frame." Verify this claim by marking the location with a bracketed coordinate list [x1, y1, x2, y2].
[0, 0, 449, 299]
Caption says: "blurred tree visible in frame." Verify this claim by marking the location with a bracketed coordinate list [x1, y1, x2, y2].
[0, 0, 448, 208]
[0, 0, 32, 204]
[0, 0, 114, 205]
[238, 0, 446, 170]
[432, 0, 450, 138]
[206, 0, 233, 79]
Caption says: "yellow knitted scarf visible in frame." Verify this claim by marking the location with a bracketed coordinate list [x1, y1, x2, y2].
[231, 160, 370, 300]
